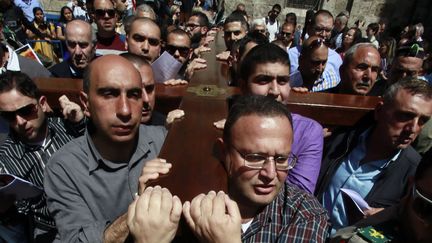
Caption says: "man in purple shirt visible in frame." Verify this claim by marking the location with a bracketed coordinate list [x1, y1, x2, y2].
[238, 43, 323, 194]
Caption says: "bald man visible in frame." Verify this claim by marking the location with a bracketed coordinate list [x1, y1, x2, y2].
[44, 55, 170, 242]
[49, 19, 96, 78]
[126, 17, 161, 63]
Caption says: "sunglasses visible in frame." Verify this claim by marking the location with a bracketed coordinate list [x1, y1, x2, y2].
[306, 38, 329, 50]
[94, 9, 116, 18]
[412, 185, 432, 224]
[397, 43, 425, 58]
[66, 41, 90, 49]
[0, 103, 38, 122]
[165, 44, 190, 57]
[224, 30, 242, 37]
[186, 23, 202, 30]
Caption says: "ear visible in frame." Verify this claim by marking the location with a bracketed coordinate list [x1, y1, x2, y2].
[201, 26, 208, 35]
[38, 95, 48, 113]
[79, 91, 91, 118]
[216, 137, 231, 174]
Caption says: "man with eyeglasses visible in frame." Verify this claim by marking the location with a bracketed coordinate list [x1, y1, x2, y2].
[126, 17, 161, 63]
[0, 71, 85, 242]
[49, 20, 96, 79]
[216, 12, 248, 61]
[291, 36, 339, 92]
[93, 0, 126, 55]
[331, 150, 432, 243]
[185, 11, 209, 49]
[315, 78, 432, 234]
[180, 95, 329, 242]
[288, 10, 342, 91]
[262, 4, 281, 42]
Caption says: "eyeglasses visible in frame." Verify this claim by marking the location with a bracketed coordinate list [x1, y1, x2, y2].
[131, 34, 160, 46]
[412, 185, 432, 223]
[306, 38, 329, 50]
[165, 44, 190, 57]
[186, 23, 202, 31]
[0, 103, 38, 122]
[313, 26, 333, 34]
[232, 146, 297, 171]
[66, 41, 90, 49]
[94, 9, 116, 18]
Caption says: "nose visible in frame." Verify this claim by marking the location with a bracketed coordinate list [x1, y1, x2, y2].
[15, 115, 27, 126]
[174, 49, 180, 58]
[268, 79, 281, 97]
[142, 40, 150, 52]
[259, 158, 277, 180]
[142, 88, 149, 103]
[116, 94, 132, 121]
[363, 67, 372, 79]
[406, 117, 421, 134]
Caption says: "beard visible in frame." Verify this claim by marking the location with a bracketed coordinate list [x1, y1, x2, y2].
[190, 31, 203, 47]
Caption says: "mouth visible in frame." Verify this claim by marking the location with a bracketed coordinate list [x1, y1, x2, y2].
[253, 184, 275, 195]
[112, 125, 134, 135]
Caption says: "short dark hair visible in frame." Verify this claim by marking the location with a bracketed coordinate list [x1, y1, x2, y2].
[224, 12, 249, 31]
[0, 71, 41, 99]
[311, 9, 333, 27]
[32, 6, 43, 16]
[167, 28, 190, 44]
[240, 43, 290, 82]
[223, 95, 293, 144]
[272, 4, 281, 11]
[190, 11, 209, 28]
[285, 12, 297, 25]
[367, 22, 379, 34]
[237, 32, 269, 60]
[395, 41, 425, 59]
[383, 77, 432, 104]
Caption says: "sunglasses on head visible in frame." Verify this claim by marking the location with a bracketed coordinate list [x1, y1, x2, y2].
[397, 43, 425, 59]
[165, 44, 190, 57]
[94, 9, 116, 18]
[0, 103, 38, 122]
[307, 38, 329, 49]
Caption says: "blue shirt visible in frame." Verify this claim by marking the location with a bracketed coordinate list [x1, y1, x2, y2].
[288, 45, 342, 89]
[290, 69, 339, 91]
[13, 0, 42, 22]
[322, 128, 401, 233]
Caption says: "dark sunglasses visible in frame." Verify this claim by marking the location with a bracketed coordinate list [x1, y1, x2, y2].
[186, 23, 202, 30]
[0, 103, 38, 122]
[165, 44, 190, 57]
[412, 185, 432, 224]
[66, 41, 90, 49]
[396, 43, 425, 59]
[94, 9, 116, 18]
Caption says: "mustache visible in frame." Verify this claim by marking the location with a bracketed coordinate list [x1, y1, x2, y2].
[142, 102, 151, 112]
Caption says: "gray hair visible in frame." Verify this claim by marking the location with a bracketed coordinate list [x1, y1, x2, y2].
[135, 4, 156, 20]
[383, 77, 432, 104]
[251, 18, 266, 30]
[344, 42, 378, 65]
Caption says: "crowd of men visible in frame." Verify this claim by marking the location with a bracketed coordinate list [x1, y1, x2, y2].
[1, 0, 432, 243]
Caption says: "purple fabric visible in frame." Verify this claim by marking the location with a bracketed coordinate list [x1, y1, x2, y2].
[288, 113, 323, 194]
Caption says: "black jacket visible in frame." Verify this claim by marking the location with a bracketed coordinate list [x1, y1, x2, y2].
[315, 114, 421, 208]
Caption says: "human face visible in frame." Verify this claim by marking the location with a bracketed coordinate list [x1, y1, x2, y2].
[138, 65, 155, 124]
[66, 22, 95, 70]
[83, 58, 143, 145]
[224, 114, 292, 213]
[34, 10, 44, 23]
[311, 14, 333, 40]
[63, 8, 73, 22]
[375, 89, 432, 150]
[300, 45, 328, 84]
[253, 24, 266, 36]
[186, 16, 205, 38]
[0, 89, 47, 143]
[94, 0, 116, 34]
[279, 24, 294, 45]
[166, 33, 191, 65]
[403, 170, 432, 242]
[224, 21, 247, 50]
[389, 57, 423, 84]
[366, 27, 375, 38]
[343, 29, 356, 46]
[244, 62, 291, 104]
[341, 46, 380, 95]
[127, 21, 161, 63]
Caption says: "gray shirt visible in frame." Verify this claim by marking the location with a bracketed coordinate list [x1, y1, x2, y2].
[44, 125, 166, 243]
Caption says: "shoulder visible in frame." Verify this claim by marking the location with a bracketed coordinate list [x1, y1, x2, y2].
[46, 136, 87, 171]
[292, 113, 323, 133]
[398, 145, 422, 168]
[283, 183, 328, 220]
[138, 125, 167, 148]
[49, 61, 71, 77]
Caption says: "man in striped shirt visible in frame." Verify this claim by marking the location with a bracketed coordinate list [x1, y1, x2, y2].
[0, 71, 85, 243]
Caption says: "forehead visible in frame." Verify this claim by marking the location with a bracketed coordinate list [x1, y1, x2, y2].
[188, 16, 200, 24]
[225, 21, 244, 31]
[0, 89, 35, 110]
[282, 24, 294, 32]
[347, 29, 356, 35]
[66, 24, 92, 41]
[94, 0, 113, 9]
[394, 56, 423, 70]
[251, 62, 289, 76]
[314, 14, 333, 27]
[308, 46, 328, 58]
[167, 33, 191, 47]
[138, 65, 155, 86]
[350, 47, 380, 65]
[91, 63, 141, 91]
[254, 24, 266, 29]
[130, 21, 161, 38]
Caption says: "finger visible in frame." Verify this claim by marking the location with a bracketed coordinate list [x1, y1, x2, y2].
[161, 187, 173, 216]
[190, 193, 205, 222]
[148, 186, 162, 214]
[137, 186, 153, 215]
[171, 195, 182, 223]
[224, 194, 241, 220]
[127, 196, 138, 226]
[182, 201, 196, 230]
[201, 191, 216, 217]
[213, 191, 226, 216]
